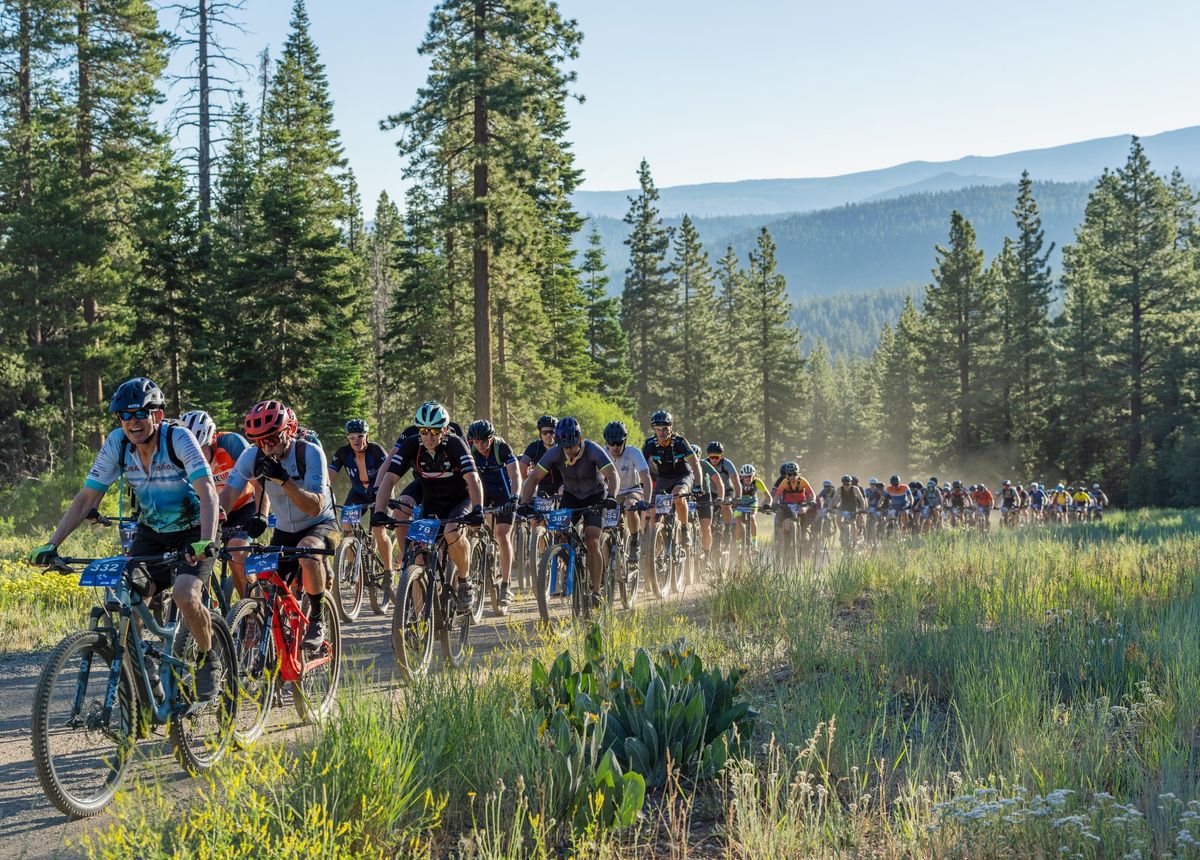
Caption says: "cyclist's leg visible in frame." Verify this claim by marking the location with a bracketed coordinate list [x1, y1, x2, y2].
[222, 505, 257, 598]
[441, 498, 474, 585]
[583, 523, 603, 591]
[698, 497, 714, 552]
[495, 514, 514, 583]
[169, 529, 214, 652]
[622, 491, 644, 558]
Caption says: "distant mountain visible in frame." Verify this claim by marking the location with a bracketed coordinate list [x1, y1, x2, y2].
[576, 180, 1096, 299]
[572, 125, 1200, 218]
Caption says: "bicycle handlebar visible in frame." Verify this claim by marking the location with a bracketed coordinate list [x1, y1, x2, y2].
[221, 544, 334, 558]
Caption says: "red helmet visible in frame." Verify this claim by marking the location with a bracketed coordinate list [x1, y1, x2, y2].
[284, 405, 299, 435]
[244, 400, 289, 440]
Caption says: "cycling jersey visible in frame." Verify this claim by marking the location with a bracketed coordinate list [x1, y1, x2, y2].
[948, 488, 968, 508]
[708, 457, 739, 496]
[538, 440, 614, 499]
[972, 490, 994, 508]
[642, 434, 695, 479]
[1072, 491, 1092, 506]
[865, 487, 885, 510]
[520, 438, 563, 494]
[210, 431, 254, 513]
[923, 487, 943, 508]
[1000, 488, 1019, 507]
[884, 485, 912, 510]
[470, 437, 517, 497]
[1030, 489, 1046, 505]
[86, 425, 212, 534]
[773, 477, 815, 505]
[610, 445, 650, 496]
[736, 476, 769, 502]
[227, 440, 334, 533]
[386, 433, 477, 507]
[816, 487, 836, 509]
[330, 441, 389, 498]
[832, 484, 865, 513]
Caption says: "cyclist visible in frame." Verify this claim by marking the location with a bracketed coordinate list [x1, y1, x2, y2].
[864, 478, 886, 538]
[999, 480, 1020, 525]
[180, 409, 264, 600]
[972, 483, 994, 530]
[1071, 485, 1093, 518]
[1091, 483, 1109, 514]
[812, 479, 836, 531]
[641, 411, 703, 547]
[221, 399, 338, 650]
[734, 464, 771, 544]
[518, 417, 620, 608]
[328, 418, 394, 573]
[705, 442, 740, 541]
[372, 401, 483, 606]
[1028, 482, 1046, 522]
[691, 443, 726, 557]
[519, 414, 564, 498]
[603, 421, 652, 564]
[883, 475, 912, 531]
[466, 419, 521, 607]
[32, 378, 223, 699]
[772, 462, 816, 546]
[922, 479, 943, 529]
[947, 480, 968, 526]
[1051, 483, 1070, 519]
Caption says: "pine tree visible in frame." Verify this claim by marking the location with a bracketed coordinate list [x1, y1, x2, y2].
[668, 215, 725, 439]
[875, 298, 922, 467]
[365, 191, 402, 430]
[621, 158, 673, 421]
[736, 227, 803, 469]
[803, 340, 837, 466]
[918, 211, 995, 460]
[580, 224, 632, 411]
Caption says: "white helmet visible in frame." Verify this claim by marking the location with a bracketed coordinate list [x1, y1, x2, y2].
[180, 410, 216, 447]
[739, 463, 756, 477]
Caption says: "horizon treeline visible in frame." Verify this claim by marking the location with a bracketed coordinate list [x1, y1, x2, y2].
[0, 0, 1195, 505]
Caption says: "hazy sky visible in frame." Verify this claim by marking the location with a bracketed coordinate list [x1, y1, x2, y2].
[161, 0, 1200, 208]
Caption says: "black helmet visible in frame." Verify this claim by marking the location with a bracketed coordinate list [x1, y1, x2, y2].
[344, 418, 368, 434]
[706, 441, 723, 455]
[467, 419, 494, 441]
[650, 410, 672, 427]
[841, 474, 851, 483]
[781, 461, 799, 477]
[850, 475, 860, 485]
[109, 377, 165, 413]
[603, 421, 628, 445]
[889, 475, 900, 486]
[536, 414, 556, 430]
[555, 416, 581, 446]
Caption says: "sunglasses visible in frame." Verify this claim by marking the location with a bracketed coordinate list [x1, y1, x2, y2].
[707, 454, 721, 461]
[418, 427, 444, 436]
[539, 428, 555, 436]
[653, 424, 671, 430]
[117, 409, 155, 422]
[252, 433, 283, 449]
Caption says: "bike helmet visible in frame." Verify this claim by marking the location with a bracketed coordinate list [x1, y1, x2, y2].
[841, 474, 851, 483]
[284, 405, 299, 435]
[603, 421, 628, 445]
[851, 475, 860, 486]
[969, 484, 977, 492]
[180, 410, 217, 447]
[740, 464, 756, 477]
[245, 399, 290, 440]
[781, 462, 800, 477]
[822, 479, 832, 488]
[110, 377, 165, 413]
[414, 400, 450, 429]
[554, 416, 581, 446]
[929, 476, 939, 485]
[691, 443, 702, 456]
[1092, 483, 1100, 490]
[706, 440, 724, 455]
[889, 475, 900, 487]
[344, 418, 368, 435]
[1002, 479, 1011, 486]
[952, 480, 961, 488]
[979, 483, 988, 491]
[536, 414, 557, 430]
[926, 479, 937, 488]
[650, 409, 673, 427]
[867, 477, 879, 486]
[467, 419, 494, 441]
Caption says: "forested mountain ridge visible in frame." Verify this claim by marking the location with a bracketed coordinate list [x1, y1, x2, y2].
[572, 124, 1200, 217]
[578, 180, 1095, 297]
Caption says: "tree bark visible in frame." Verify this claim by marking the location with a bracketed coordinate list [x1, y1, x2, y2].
[197, 0, 211, 251]
[471, 0, 492, 420]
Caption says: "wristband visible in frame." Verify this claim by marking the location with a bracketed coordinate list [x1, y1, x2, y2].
[191, 539, 214, 558]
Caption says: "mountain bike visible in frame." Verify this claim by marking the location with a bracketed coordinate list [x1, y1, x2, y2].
[224, 544, 341, 745]
[773, 502, 810, 567]
[837, 509, 859, 550]
[466, 504, 514, 620]
[514, 495, 555, 592]
[388, 509, 474, 682]
[32, 553, 237, 817]
[600, 499, 642, 610]
[645, 493, 688, 599]
[335, 502, 396, 618]
[535, 503, 608, 623]
[731, 501, 763, 566]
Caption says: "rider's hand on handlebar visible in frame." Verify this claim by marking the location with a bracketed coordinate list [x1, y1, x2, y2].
[462, 505, 485, 526]
[633, 500, 650, 513]
[370, 510, 393, 528]
[602, 496, 620, 510]
[29, 542, 59, 566]
[245, 513, 269, 539]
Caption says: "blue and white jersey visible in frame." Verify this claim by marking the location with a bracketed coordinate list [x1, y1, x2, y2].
[226, 439, 334, 533]
[85, 426, 212, 533]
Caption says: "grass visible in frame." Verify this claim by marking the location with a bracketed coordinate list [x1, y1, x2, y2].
[49, 509, 1200, 856]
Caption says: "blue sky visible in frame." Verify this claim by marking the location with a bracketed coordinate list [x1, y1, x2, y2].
[160, 0, 1200, 209]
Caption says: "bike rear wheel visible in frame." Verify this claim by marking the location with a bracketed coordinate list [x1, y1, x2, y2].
[392, 566, 435, 682]
[226, 597, 274, 747]
[331, 535, 366, 622]
[31, 630, 140, 818]
[170, 611, 238, 774]
[293, 596, 342, 724]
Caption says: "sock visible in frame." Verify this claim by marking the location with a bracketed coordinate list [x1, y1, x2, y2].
[308, 592, 324, 621]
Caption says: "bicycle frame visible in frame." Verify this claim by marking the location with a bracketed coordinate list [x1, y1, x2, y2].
[240, 550, 335, 684]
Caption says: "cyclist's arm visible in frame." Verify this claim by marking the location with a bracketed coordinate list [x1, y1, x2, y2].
[192, 475, 219, 545]
[602, 463, 619, 498]
[48, 486, 107, 548]
[505, 459, 522, 498]
[465, 470, 484, 508]
[518, 465, 547, 505]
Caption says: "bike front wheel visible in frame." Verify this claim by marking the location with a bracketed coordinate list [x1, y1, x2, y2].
[392, 566, 435, 682]
[31, 630, 140, 818]
[226, 597, 275, 747]
[536, 545, 570, 625]
[439, 578, 471, 667]
[332, 535, 366, 622]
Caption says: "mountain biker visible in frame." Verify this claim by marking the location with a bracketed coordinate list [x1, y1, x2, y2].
[518, 417, 620, 608]
[32, 378, 223, 699]
[972, 483, 994, 530]
[884, 475, 912, 526]
[1091, 483, 1109, 509]
[221, 399, 338, 650]
[604, 421, 652, 564]
[180, 409, 263, 602]
[519, 414, 564, 498]
[705, 441, 740, 538]
[641, 411, 703, 547]
[691, 443, 726, 556]
[371, 401, 483, 607]
[466, 419, 522, 607]
[999, 480, 1019, 522]
[772, 462, 817, 539]
[328, 418, 395, 573]
[734, 464, 771, 544]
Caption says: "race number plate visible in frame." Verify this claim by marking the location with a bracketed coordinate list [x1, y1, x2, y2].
[654, 495, 674, 515]
[787, 503, 801, 517]
[341, 505, 363, 526]
[245, 552, 280, 576]
[267, 513, 277, 528]
[79, 556, 126, 588]
[687, 499, 698, 514]
[603, 508, 620, 528]
[408, 518, 440, 545]
[119, 522, 136, 551]
[545, 509, 573, 532]
[533, 496, 555, 514]
[734, 505, 755, 515]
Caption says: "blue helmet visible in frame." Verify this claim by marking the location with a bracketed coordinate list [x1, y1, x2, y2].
[554, 416, 581, 447]
[110, 377, 164, 413]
